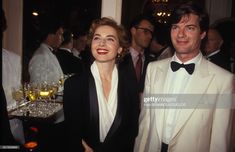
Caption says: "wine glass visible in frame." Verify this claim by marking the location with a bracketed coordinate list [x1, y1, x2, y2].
[12, 86, 24, 110]
[26, 83, 39, 102]
[38, 82, 51, 102]
[49, 82, 59, 102]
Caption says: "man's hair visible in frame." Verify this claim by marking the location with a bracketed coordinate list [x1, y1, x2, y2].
[169, 1, 209, 33]
[129, 14, 155, 30]
[39, 15, 64, 41]
[153, 23, 171, 46]
[61, 29, 73, 45]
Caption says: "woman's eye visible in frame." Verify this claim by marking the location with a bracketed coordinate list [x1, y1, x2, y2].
[93, 37, 100, 40]
[107, 38, 114, 42]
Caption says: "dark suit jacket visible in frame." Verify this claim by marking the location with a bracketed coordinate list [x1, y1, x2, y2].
[55, 48, 83, 75]
[119, 51, 157, 93]
[63, 63, 140, 152]
[207, 50, 231, 72]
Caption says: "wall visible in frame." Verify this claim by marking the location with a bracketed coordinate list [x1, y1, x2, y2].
[2, 0, 23, 56]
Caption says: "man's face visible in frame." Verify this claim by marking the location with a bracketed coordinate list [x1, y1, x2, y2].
[171, 13, 206, 61]
[51, 27, 64, 48]
[131, 20, 154, 51]
[73, 35, 87, 52]
[204, 29, 223, 55]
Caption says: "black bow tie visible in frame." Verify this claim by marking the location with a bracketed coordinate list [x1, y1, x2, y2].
[171, 61, 195, 75]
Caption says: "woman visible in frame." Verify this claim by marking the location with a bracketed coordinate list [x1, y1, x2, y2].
[63, 17, 139, 152]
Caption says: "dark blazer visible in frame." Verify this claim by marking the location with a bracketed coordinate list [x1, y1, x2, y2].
[0, 86, 16, 145]
[63, 63, 140, 152]
[55, 48, 83, 74]
[207, 50, 231, 72]
[120, 50, 157, 93]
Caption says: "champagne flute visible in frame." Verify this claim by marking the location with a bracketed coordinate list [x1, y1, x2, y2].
[26, 83, 39, 102]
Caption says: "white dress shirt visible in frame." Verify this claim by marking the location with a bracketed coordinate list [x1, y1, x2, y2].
[91, 61, 118, 142]
[130, 47, 144, 72]
[162, 53, 202, 144]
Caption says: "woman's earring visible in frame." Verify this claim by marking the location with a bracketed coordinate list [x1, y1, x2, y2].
[117, 53, 121, 58]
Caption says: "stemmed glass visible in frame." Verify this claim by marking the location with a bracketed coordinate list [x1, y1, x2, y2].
[12, 86, 24, 111]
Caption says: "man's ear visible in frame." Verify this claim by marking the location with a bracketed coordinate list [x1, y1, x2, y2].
[130, 27, 136, 36]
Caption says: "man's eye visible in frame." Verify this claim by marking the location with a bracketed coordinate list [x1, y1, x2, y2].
[187, 26, 195, 30]
[171, 26, 177, 30]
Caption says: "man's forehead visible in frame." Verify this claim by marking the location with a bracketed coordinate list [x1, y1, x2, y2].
[178, 14, 199, 24]
[139, 20, 154, 29]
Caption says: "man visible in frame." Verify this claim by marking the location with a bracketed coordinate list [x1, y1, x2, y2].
[55, 29, 83, 75]
[72, 30, 88, 59]
[120, 14, 155, 93]
[204, 27, 231, 71]
[134, 2, 234, 152]
[28, 17, 64, 84]
[149, 23, 173, 60]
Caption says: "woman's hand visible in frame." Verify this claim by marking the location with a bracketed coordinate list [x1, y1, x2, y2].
[82, 139, 94, 152]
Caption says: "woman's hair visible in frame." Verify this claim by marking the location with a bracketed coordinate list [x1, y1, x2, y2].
[87, 17, 130, 58]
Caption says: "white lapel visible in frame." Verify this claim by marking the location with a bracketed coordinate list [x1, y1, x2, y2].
[171, 57, 215, 140]
[150, 59, 170, 142]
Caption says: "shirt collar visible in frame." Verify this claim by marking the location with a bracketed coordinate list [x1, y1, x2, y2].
[59, 47, 72, 53]
[42, 43, 53, 51]
[172, 51, 202, 65]
[206, 49, 220, 58]
[130, 47, 144, 58]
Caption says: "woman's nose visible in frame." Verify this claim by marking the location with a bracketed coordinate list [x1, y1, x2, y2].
[99, 38, 106, 45]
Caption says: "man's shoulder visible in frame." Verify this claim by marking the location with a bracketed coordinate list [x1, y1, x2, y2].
[148, 57, 171, 67]
[2, 48, 20, 59]
[206, 59, 233, 77]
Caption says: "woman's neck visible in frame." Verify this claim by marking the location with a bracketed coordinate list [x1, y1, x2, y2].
[96, 61, 115, 80]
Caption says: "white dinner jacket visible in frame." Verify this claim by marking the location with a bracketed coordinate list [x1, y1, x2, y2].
[29, 43, 63, 84]
[134, 56, 234, 152]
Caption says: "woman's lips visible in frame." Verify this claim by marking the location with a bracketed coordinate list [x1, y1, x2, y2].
[97, 49, 108, 55]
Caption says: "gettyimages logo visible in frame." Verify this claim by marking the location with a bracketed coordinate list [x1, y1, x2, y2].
[143, 94, 235, 109]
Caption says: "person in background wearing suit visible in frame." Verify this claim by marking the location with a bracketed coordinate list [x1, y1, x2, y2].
[55, 29, 83, 75]
[134, 1, 234, 152]
[63, 17, 139, 152]
[120, 14, 155, 93]
[204, 27, 231, 71]
[72, 30, 88, 59]
[149, 23, 173, 61]
[28, 16, 64, 84]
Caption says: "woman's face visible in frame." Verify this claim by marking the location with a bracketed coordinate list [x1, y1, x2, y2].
[91, 25, 122, 64]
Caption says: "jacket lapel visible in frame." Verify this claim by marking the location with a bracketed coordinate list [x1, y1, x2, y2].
[104, 68, 123, 143]
[151, 60, 169, 140]
[171, 57, 215, 141]
[88, 73, 100, 142]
